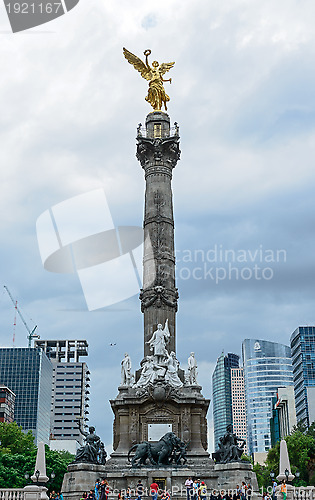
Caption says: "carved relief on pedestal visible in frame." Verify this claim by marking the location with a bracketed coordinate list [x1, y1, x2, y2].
[129, 408, 139, 445]
[113, 416, 119, 451]
[181, 407, 191, 443]
[200, 409, 208, 451]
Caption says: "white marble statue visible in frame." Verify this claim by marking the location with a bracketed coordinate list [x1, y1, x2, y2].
[135, 356, 157, 387]
[165, 351, 183, 388]
[146, 319, 170, 358]
[188, 352, 198, 385]
[121, 352, 132, 385]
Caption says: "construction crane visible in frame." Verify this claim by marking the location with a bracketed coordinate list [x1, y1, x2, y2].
[4, 286, 40, 347]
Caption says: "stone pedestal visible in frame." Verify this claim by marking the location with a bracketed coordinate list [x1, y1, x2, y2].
[214, 462, 259, 491]
[108, 383, 210, 467]
[24, 485, 48, 500]
[62, 461, 258, 500]
[62, 463, 107, 500]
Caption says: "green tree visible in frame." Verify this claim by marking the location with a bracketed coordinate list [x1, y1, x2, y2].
[45, 446, 74, 493]
[0, 422, 36, 455]
[0, 423, 74, 491]
[253, 424, 315, 489]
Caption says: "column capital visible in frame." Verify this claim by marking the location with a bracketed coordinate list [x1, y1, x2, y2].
[136, 136, 181, 172]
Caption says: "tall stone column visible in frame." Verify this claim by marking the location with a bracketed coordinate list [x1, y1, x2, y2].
[137, 112, 180, 357]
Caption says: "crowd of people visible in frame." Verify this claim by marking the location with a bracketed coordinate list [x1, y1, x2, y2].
[80, 479, 110, 500]
[185, 478, 253, 500]
[79, 476, 287, 500]
[49, 492, 64, 500]
[79, 478, 256, 500]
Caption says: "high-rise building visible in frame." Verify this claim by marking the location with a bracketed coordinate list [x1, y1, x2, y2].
[270, 386, 297, 446]
[0, 348, 53, 444]
[231, 367, 247, 453]
[212, 352, 239, 450]
[290, 326, 315, 428]
[0, 385, 15, 423]
[242, 339, 293, 455]
[34, 339, 90, 451]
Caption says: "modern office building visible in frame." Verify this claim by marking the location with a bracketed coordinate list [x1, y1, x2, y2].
[242, 339, 293, 455]
[270, 386, 297, 446]
[0, 385, 15, 423]
[270, 395, 280, 447]
[290, 326, 315, 428]
[231, 367, 247, 453]
[34, 339, 90, 450]
[212, 352, 239, 450]
[0, 348, 53, 444]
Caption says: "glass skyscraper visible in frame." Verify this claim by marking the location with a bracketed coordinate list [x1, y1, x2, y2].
[290, 326, 315, 427]
[0, 348, 53, 444]
[212, 352, 239, 450]
[242, 339, 293, 455]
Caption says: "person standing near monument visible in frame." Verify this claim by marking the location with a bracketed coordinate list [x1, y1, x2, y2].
[192, 480, 199, 500]
[199, 482, 207, 500]
[247, 484, 252, 500]
[241, 482, 247, 500]
[150, 481, 159, 500]
[280, 480, 287, 500]
[161, 491, 170, 500]
[271, 481, 277, 500]
[136, 480, 144, 500]
[185, 477, 193, 500]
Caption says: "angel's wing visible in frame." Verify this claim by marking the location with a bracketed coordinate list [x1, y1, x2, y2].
[123, 48, 152, 81]
[159, 62, 175, 76]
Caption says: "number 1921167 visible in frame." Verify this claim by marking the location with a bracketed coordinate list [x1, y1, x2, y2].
[6, 2, 63, 14]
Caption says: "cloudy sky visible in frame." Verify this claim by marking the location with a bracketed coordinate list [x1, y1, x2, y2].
[1, 0, 315, 453]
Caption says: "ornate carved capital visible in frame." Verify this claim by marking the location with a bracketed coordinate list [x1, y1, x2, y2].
[136, 136, 181, 170]
[140, 285, 179, 312]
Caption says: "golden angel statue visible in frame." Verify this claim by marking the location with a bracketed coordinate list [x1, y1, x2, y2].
[123, 48, 175, 112]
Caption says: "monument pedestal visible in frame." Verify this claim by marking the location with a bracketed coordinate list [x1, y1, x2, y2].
[214, 462, 259, 491]
[62, 463, 107, 500]
[62, 462, 258, 500]
[108, 382, 210, 467]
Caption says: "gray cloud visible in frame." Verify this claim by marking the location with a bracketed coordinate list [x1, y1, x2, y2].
[1, 0, 315, 452]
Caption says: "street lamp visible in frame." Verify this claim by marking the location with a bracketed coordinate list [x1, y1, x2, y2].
[24, 473, 30, 481]
[35, 470, 40, 485]
[270, 471, 275, 479]
[50, 471, 56, 480]
[285, 469, 289, 482]
[295, 470, 300, 479]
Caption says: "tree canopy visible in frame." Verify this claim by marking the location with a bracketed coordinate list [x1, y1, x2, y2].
[253, 422, 315, 489]
[0, 422, 74, 491]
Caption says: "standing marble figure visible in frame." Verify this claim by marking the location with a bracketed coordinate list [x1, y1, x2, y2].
[121, 353, 132, 386]
[188, 352, 198, 385]
[147, 319, 170, 359]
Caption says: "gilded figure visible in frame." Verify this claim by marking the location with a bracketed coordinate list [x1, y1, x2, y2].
[123, 48, 175, 112]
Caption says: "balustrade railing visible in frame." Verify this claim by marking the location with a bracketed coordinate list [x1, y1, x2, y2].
[0, 490, 24, 500]
[292, 487, 315, 500]
[136, 126, 179, 138]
